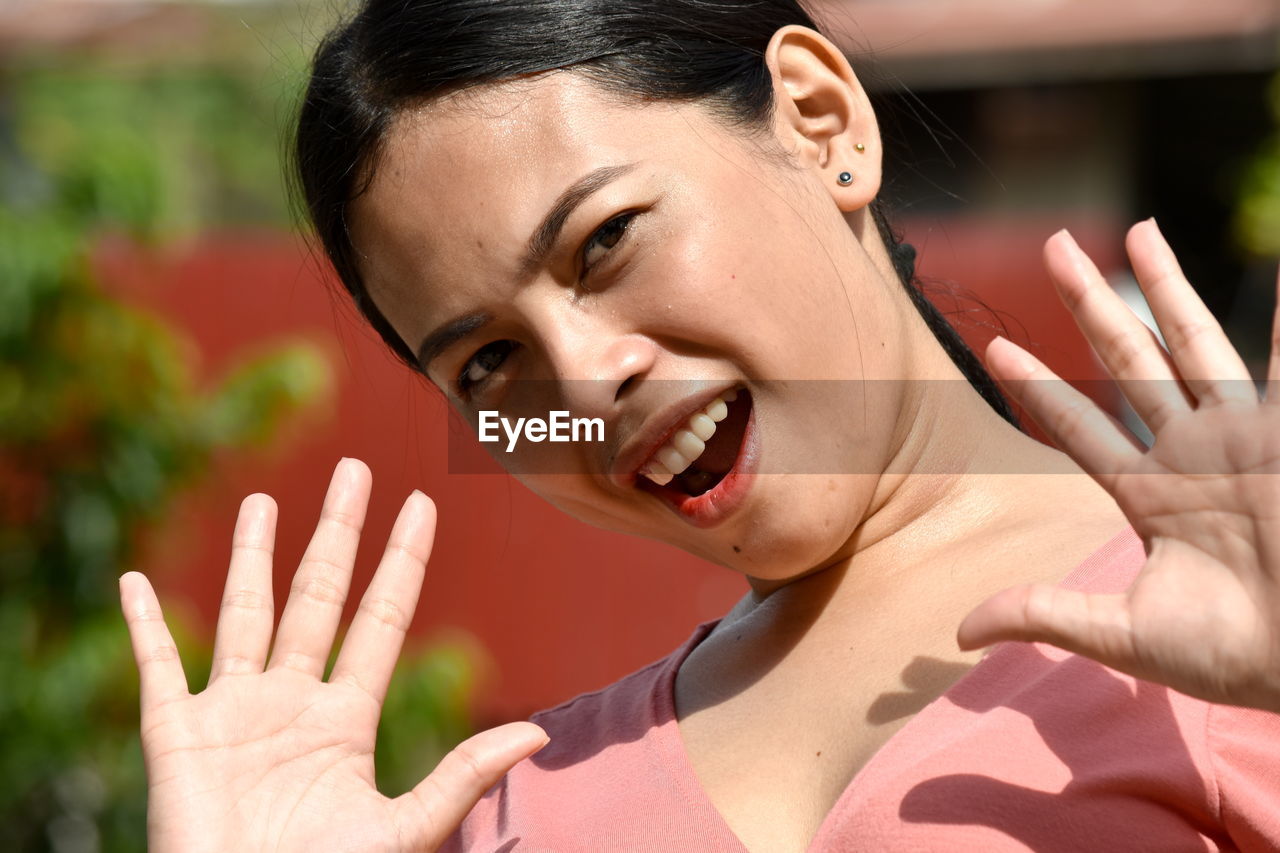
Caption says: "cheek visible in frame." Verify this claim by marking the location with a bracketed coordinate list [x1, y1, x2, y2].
[623, 205, 808, 361]
[652, 193, 877, 379]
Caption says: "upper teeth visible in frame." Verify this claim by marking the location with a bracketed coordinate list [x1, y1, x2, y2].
[640, 389, 738, 486]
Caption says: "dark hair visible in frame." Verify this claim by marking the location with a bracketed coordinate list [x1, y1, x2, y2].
[292, 0, 1017, 425]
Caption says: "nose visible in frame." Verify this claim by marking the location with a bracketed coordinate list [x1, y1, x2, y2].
[543, 324, 657, 414]
[597, 335, 656, 401]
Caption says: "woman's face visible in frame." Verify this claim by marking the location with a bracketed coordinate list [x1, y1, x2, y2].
[351, 70, 932, 581]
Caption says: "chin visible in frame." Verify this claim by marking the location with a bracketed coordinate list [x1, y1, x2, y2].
[666, 482, 861, 580]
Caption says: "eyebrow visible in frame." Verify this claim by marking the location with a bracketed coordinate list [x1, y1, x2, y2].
[416, 311, 491, 373]
[517, 162, 638, 278]
[416, 162, 638, 372]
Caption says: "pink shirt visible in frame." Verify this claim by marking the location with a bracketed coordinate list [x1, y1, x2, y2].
[449, 527, 1280, 851]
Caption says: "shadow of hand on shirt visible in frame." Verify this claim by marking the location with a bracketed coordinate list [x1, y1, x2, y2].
[887, 646, 1221, 851]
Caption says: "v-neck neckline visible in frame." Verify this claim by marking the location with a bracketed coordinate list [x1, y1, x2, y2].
[650, 524, 1143, 852]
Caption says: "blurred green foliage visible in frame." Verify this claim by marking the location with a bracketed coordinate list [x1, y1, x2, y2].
[0, 13, 475, 851]
[8, 68, 294, 232]
[368, 641, 476, 798]
[1238, 72, 1280, 254]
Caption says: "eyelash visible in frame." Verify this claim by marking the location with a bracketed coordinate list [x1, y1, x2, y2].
[579, 211, 637, 279]
[455, 211, 639, 397]
[456, 340, 516, 397]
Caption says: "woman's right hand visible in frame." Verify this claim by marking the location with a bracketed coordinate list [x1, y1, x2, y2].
[119, 458, 547, 853]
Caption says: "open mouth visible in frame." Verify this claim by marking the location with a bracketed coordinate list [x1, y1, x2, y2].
[635, 388, 753, 503]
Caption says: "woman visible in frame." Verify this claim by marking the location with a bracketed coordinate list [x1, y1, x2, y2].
[118, 0, 1280, 850]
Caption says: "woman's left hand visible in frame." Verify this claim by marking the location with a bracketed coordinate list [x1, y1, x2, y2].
[957, 219, 1280, 714]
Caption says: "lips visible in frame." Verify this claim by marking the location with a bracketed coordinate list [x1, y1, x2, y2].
[617, 388, 757, 528]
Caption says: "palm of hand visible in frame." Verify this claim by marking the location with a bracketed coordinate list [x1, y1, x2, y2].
[1117, 405, 1280, 707]
[959, 221, 1280, 713]
[143, 671, 394, 853]
[119, 461, 548, 853]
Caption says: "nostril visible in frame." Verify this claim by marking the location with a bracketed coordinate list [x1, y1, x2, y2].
[615, 375, 637, 401]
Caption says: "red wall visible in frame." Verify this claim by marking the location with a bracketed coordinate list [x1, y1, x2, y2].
[97, 213, 1118, 722]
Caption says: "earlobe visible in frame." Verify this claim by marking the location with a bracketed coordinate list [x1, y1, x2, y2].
[764, 25, 882, 211]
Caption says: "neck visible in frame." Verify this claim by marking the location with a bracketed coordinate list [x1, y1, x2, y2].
[737, 355, 1121, 639]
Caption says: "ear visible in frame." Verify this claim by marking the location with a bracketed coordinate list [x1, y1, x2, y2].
[764, 25, 881, 212]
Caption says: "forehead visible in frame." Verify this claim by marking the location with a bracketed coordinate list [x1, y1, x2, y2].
[349, 73, 715, 345]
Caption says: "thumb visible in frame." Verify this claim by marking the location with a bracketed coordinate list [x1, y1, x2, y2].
[390, 721, 549, 851]
[957, 583, 1136, 668]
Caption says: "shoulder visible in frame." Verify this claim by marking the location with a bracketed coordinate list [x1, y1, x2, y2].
[527, 650, 674, 751]
[445, 622, 722, 851]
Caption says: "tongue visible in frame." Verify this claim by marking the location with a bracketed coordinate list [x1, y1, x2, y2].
[676, 469, 721, 495]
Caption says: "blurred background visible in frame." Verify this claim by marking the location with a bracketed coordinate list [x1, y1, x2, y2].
[1, 0, 1278, 849]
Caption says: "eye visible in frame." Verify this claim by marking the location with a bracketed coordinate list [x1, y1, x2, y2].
[456, 340, 516, 396]
[580, 212, 637, 277]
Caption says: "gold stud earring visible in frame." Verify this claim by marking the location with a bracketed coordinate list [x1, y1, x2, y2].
[855, 143, 866, 152]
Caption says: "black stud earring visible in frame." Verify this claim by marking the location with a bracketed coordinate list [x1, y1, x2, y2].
[837, 171, 854, 186]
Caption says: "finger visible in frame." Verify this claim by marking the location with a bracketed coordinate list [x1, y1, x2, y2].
[267, 458, 371, 678]
[208, 494, 277, 685]
[986, 336, 1143, 490]
[1126, 220, 1255, 406]
[956, 583, 1137, 672]
[118, 572, 190, 711]
[1044, 229, 1194, 433]
[1266, 263, 1280, 404]
[329, 491, 435, 706]
[391, 722, 549, 849]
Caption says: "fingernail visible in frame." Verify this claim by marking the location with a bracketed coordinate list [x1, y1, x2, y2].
[244, 502, 271, 541]
[1050, 228, 1083, 261]
[989, 336, 1036, 377]
[339, 458, 361, 486]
